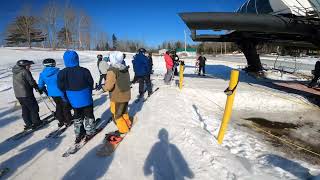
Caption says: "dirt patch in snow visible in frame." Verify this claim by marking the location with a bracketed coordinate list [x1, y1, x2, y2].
[243, 117, 320, 165]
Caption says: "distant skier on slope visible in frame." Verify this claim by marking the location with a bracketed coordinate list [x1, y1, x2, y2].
[164, 51, 174, 84]
[147, 52, 154, 74]
[132, 48, 152, 97]
[103, 51, 132, 135]
[57, 50, 96, 143]
[12, 60, 42, 130]
[38, 58, 72, 128]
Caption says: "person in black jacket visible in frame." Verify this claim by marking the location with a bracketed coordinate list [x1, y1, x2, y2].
[170, 51, 180, 76]
[308, 60, 320, 88]
[198, 54, 207, 76]
[58, 50, 96, 143]
[12, 60, 42, 130]
[96, 54, 105, 90]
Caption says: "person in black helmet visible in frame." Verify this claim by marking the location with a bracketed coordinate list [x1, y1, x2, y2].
[132, 48, 152, 98]
[38, 58, 72, 127]
[12, 60, 42, 130]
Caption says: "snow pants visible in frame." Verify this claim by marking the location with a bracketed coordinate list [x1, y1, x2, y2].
[137, 75, 152, 96]
[164, 69, 173, 84]
[52, 97, 72, 125]
[110, 101, 131, 134]
[73, 105, 96, 137]
[17, 96, 41, 127]
[309, 61, 320, 87]
[98, 74, 106, 87]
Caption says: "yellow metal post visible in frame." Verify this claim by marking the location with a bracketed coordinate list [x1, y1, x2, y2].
[179, 64, 184, 90]
[217, 70, 239, 144]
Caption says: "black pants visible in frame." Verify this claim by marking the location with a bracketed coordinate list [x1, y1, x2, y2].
[17, 96, 41, 127]
[198, 65, 205, 75]
[309, 72, 320, 87]
[137, 75, 152, 95]
[52, 97, 72, 125]
[98, 74, 106, 86]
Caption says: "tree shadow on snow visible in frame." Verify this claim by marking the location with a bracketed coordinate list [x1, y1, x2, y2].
[263, 154, 318, 179]
[0, 136, 65, 179]
[184, 64, 320, 106]
[62, 144, 114, 180]
[143, 128, 194, 180]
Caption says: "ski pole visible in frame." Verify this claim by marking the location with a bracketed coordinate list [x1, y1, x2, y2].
[38, 92, 54, 114]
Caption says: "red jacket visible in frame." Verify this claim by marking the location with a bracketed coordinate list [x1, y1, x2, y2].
[164, 53, 173, 69]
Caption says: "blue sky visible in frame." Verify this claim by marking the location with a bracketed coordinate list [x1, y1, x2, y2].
[0, 0, 246, 47]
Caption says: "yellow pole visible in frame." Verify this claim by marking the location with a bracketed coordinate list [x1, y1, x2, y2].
[217, 69, 239, 144]
[179, 63, 184, 90]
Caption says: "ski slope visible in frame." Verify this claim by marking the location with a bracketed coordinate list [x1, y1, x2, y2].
[0, 47, 319, 180]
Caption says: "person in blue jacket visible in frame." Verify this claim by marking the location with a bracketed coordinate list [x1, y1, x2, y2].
[132, 48, 152, 98]
[57, 50, 96, 143]
[38, 58, 72, 128]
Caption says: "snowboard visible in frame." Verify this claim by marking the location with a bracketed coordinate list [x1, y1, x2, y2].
[61, 118, 111, 157]
[96, 116, 138, 157]
[6, 113, 55, 141]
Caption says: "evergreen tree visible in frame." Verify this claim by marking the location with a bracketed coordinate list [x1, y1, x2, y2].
[5, 16, 46, 48]
[112, 34, 118, 50]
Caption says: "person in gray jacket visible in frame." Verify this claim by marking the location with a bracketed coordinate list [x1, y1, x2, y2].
[96, 55, 110, 90]
[12, 60, 42, 130]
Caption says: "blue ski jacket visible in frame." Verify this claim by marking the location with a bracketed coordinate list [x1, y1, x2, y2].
[57, 50, 94, 108]
[132, 52, 150, 77]
[38, 67, 64, 97]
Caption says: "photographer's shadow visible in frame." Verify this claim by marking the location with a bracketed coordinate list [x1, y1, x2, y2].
[143, 128, 194, 180]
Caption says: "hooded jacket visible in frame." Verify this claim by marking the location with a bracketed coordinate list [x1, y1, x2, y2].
[164, 53, 173, 69]
[132, 52, 150, 76]
[12, 65, 38, 98]
[38, 67, 64, 97]
[103, 51, 131, 103]
[57, 50, 93, 108]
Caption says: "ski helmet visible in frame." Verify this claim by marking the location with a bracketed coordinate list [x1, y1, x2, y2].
[138, 48, 146, 54]
[97, 54, 103, 59]
[16, 60, 34, 67]
[42, 58, 56, 67]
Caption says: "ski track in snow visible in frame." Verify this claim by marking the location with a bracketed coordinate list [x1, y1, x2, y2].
[0, 48, 319, 180]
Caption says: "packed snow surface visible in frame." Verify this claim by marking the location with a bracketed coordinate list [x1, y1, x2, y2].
[0, 47, 319, 180]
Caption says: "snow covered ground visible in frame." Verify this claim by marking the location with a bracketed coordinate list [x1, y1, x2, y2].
[0, 47, 319, 180]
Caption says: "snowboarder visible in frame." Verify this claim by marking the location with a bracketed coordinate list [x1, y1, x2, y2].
[198, 54, 207, 76]
[12, 60, 42, 130]
[103, 51, 132, 135]
[164, 51, 174, 84]
[96, 54, 105, 90]
[96, 55, 110, 90]
[57, 50, 96, 143]
[308, 60, 320, 88]
[132, 48, 152, 97]
[38, 58, 72, 127]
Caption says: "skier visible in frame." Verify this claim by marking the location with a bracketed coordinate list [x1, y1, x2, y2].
[96, 54, 105, 90]
[96, 55, 110, 91]
[308, 60, 320, 88]
[38, 58, 72, 127]
[147, 52, 154, 74]
[198, 53, 207, 76]
[171, 50, 180, 76]
[164, 51, 174, 84]
[103, 51, 132, 134]
[57, 50, 96, 143]
[132, 48, 152, 97]
[12, 60, 42, 130]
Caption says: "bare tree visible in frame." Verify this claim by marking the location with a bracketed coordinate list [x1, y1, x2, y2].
[78, 10, 91, 50]
[42, 1, 58, 49]
[63, 2, 77, 48]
